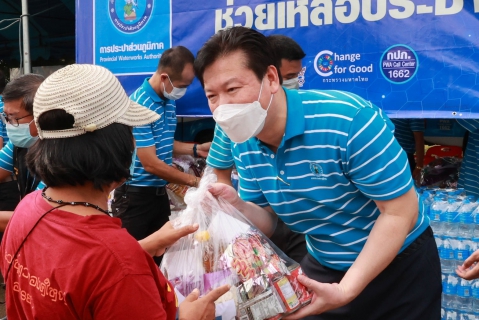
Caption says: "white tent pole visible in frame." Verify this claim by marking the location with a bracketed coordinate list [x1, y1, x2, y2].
[21, 0, 32, 74]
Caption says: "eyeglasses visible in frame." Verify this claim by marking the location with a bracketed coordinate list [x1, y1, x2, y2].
[0, 112, 33, 127]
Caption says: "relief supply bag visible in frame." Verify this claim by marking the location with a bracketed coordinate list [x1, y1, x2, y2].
[161, 168, 312, 320]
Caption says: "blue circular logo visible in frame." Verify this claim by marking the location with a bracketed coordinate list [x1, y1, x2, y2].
[109, 0, 154, 34]
[380, 44, 419, 84]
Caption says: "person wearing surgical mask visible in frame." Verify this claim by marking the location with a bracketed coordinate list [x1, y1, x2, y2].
[111, 46, 211, 265]
[0, 74, 44, 216]
[196, 27, 440, 320]
[205, 34, 308, 263]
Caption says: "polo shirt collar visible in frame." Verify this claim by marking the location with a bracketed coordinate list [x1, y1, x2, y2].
[282, 88, 305, 142]
[141, 78, 166, 104]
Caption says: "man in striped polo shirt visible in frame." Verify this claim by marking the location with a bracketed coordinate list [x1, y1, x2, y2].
[111, 47, 210, 264]
[194, 27, 440, 319]
[207, 35, 308, 263]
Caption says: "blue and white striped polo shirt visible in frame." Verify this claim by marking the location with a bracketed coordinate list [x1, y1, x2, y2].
[0, 100, 9, 147]
[129, 78, 176, 187]
[206, 124, 234, 169]
[390, 119, 424, 154]
[232, 88, 428, 271]
[457, 119, 479, 197]
[0, 140, 14, 172]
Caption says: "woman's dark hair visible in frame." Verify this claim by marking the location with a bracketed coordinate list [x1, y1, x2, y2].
[26, 109, 134, 191]
[194, 26, 281, 86]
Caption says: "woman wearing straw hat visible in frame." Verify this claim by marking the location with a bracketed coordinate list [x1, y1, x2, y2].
[0, 64, 228, 319]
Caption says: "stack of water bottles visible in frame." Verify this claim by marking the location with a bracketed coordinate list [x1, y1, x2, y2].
[421, 188, 479, 319]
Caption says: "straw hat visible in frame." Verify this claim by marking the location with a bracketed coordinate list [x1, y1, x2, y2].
[33, 64, 160, 139]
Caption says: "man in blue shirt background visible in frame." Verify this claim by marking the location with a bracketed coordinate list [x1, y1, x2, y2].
[111, 47, 210, 264]
[194, 27, 440, 319]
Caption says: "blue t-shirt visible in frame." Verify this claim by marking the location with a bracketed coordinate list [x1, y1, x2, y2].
[457, 119, 479, 197]
[390, 119, 424, 154]
[0, 99, 9, 147]
[129, 78, 176, 187]
[231, 88, 428, 271]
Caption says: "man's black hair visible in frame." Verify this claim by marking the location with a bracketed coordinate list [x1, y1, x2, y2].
[267, 34, 306, 67]
[194, 26, 282, 86]
[2, 74, 45, 113]
[26, 109, 134, 191]
[158, 46, 195, 81]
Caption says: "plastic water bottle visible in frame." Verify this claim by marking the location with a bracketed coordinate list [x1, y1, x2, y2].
[445, 308, 459, 320]
[456, 279, 472, 312]
[431, 195, 448, 237]
[471, 281, 479, 312]
[444, 275, 459, 308]
[457, 198, 477, 240]
[420, 190, 434, 218]
[441, 237, 456, 274]
[454, 239, 470, 270]
[443, 198, 460, 238]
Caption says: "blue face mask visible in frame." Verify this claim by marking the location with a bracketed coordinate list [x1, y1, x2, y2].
[129, 147, 137, 179]
[6, 121, 38, 148]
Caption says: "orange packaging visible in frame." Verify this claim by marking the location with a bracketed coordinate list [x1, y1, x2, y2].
[272, 276, 300, 313]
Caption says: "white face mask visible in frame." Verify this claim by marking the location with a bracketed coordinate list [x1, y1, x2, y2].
[162, 74, 187, 100]
[283, 77, 299, 90]
[6, 120, 38, 148]
[213, 80, 273, 143]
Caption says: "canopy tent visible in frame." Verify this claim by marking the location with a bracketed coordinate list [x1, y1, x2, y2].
[0, 0, 75, 73]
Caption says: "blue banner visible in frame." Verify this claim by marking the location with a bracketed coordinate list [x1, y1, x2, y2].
[77, 0, 479, 118]
[92, 0, 170, 75]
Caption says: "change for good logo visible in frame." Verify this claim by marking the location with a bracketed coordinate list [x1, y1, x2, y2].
[314, 50, 374, 77]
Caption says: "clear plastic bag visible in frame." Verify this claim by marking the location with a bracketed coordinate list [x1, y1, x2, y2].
[161, 168, 312, 320]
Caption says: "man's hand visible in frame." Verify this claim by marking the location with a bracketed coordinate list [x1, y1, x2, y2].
[196, 142, 211, 158]
[208, 182, 241, 208]
[457, 249, 479, 280]
[179, 285, 230, 320]
[138, 221, 199, 257]
[283, 275, 354, 319]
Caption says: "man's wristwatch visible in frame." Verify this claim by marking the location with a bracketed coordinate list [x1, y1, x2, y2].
[193, 144, 198, 158]
[415, 166, 423, 170]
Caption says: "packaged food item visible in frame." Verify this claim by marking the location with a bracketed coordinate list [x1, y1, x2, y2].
[161, 168, 311, 319]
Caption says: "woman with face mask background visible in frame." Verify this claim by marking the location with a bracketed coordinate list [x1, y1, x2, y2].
[0, 74, 44, 230]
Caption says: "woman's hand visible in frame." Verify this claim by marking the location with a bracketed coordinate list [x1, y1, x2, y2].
[139, 221, 199, 257]
[179, 285, 230, 320]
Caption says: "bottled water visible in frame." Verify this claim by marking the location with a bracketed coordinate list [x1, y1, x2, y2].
[431, 195, 448, 237]
[441, 237, 456, 274]
[456, 279, 472, 312]
[443, 275, 459, 308]
[472, 281, 479, 312]
[445, 308, 459, 320]
[457, 199, 477, 240]
[454, 238, 470, 270]
[443, 198, 460, 239]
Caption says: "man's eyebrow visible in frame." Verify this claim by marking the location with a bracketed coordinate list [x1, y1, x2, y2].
[205, 77, 242, 93]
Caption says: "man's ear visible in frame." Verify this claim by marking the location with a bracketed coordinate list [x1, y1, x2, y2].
[266, 65, 281, 94]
